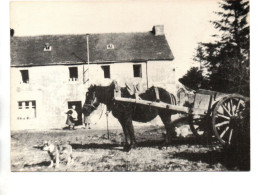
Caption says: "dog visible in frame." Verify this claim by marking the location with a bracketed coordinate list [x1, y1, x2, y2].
[42, 141, 73, 168]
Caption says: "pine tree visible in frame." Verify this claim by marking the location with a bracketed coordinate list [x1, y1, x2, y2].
[193, 45, 204, 69]
[179, 67, 207, 90]
[193, 0, 249, 96]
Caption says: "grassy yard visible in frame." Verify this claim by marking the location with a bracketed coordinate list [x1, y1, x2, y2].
[11, 126, 246, 172]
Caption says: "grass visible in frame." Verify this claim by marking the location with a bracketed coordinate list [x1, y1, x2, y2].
[11, 126, 245, 172]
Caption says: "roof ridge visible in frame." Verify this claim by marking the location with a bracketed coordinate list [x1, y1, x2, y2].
[11, 31, 156, 38]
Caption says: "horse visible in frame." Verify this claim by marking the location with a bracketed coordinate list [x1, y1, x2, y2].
[82, 81, 177, 151]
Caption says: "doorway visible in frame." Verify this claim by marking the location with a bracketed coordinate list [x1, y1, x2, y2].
[67, 101, 82, 126]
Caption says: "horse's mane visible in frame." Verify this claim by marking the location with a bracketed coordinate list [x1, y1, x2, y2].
[90, 81, 116, 106]
[89, 81, 139, 107]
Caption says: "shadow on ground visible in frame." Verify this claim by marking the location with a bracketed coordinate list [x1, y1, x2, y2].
[71, 143, 123, 150]
[24, 161, 51, 168]
[70, 136, 214, 150]
[170, 149, 250, 171]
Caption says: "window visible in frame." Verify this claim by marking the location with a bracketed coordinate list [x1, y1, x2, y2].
[20, 70, 29, 83]
[25, 101, 29, 109]
[107, 44, 114, 49]
[17, 100, 36, 120]
[32, 101, 36, 108]
[69, 67, 78, 81]
[102, 66, 110, 78]
[133, 64, 142, 78]
[18, 102, 22, 109]
[44, 43, 52, 51]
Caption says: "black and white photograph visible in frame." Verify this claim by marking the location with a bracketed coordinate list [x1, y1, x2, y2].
[9, 0, 250, 172]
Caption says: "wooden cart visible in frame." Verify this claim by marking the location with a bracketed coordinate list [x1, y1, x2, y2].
[114, 88, 249, 147]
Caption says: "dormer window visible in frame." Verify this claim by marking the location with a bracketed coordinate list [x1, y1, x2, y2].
[43, 43, 52, 51]
[107, 44, 114, 49]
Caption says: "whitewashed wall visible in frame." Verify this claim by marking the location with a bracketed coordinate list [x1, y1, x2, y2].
[11, 60, 175, 130]
[11, 65, 88, 130]
[88, 62, 147, 88]
[147, 60, 176, 94]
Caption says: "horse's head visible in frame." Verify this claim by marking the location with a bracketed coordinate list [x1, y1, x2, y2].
[82, 84, 100, 116]
[82, 81, 118, 115]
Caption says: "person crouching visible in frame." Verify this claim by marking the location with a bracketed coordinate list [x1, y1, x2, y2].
[65, 105, 78, 130]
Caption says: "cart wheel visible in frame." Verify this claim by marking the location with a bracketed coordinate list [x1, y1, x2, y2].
[189, 115, 209, 137]
[212, 94, 249, 145]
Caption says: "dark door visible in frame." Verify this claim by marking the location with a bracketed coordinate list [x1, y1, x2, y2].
[68, 101, 82, 125]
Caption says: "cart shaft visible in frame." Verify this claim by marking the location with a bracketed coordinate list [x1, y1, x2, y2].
[114, 97, 189, 114]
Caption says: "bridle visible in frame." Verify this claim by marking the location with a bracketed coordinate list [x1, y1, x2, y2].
[86, 91, 99, 110]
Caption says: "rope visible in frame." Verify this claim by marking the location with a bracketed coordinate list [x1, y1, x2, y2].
[92, 104, 104, 125]
[106, 111, 110, 139]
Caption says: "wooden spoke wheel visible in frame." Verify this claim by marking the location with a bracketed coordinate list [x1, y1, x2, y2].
[212, 94, 249, 146]
[189, 115, 210, 137]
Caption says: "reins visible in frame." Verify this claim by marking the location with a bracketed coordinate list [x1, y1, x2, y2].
[92, 103, 105, 125]
[85, 88, 108, 125]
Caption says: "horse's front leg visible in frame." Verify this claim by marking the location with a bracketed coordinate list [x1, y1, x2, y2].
[118, 117, 131, 151]
[159, 112, 177, 148]
[119, 115, 137, 151]
[125, 116, 137, 149]
[121, 107, 137, 150]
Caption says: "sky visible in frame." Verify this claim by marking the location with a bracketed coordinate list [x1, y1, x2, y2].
[10, 0, 219, 78]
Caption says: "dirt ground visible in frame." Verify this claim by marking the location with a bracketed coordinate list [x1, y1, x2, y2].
[11, 126, 248, 172]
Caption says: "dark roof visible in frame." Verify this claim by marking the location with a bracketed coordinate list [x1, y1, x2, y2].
[10, 32, 174, 67]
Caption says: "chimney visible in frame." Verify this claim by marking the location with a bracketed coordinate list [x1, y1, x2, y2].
[10, 28, 14, 37]
[153, 25, 164, 36]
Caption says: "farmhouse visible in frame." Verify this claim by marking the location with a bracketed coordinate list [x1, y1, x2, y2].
[10, 25, 175, 130]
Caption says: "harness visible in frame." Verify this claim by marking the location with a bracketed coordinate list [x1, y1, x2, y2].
[84, 91, 106, 125]
[155, 87, 175, 105]
[154, 87, 160, 102]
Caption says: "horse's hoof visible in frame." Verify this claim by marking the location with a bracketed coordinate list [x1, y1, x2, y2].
[159, 142, 169, 150]
[123, 145, 131, 152]
[131, 144, 137, 149]
[162, 146, 168, 150]
[158, 146, 168, 150]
